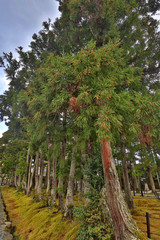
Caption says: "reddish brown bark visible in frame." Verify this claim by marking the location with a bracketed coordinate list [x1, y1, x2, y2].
[101, 141, 139, 240]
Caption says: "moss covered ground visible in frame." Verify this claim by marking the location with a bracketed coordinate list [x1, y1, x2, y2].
[1, 187, 80, 240]
[1, 187, 160, 240]
[131, 196, 160, 240]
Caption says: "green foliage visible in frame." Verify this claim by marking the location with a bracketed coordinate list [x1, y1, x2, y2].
[74, 194, 113, 240]
[84, 144, 104, 193]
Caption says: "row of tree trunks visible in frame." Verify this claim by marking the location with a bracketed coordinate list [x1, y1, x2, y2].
[11, 139, 156, 239]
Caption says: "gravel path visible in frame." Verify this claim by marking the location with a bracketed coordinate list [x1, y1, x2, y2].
[0, 189, 13, 240]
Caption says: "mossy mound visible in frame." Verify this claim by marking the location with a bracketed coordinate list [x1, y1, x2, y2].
[1, 187, 80, 240]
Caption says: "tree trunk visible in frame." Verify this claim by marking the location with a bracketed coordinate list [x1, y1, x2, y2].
[58, 176, 64, 210]
[58, 140, 66, 211]
[148, 166, 156, 193]
[14, 165, 18, 190]
[82, 150, 90, 205]
[26, 156, 36, 196]
[77, 180, 83, 202]
[51, 156, 57, 206]
[156, 171, 160, 189]
[101, 141, 140, 240]
[64, 134, 77, 218]
[132, 164, 139, 191]
[26, 155, 32, 196]
[17, 174, 21, 188]
[29, 160, 35, 191]
[121, 138, 135, 209]
[152, 148, 160, 189]
[37, 152, 45, 200]
[46, 156, 51, 205]
[34, 151, 39, 192]
[23, 146, 30, 193]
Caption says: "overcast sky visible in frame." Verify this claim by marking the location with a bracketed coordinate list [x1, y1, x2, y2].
[0, 0, 60, 137]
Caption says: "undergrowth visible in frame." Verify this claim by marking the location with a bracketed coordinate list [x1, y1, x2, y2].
[74, 193, 113, 240]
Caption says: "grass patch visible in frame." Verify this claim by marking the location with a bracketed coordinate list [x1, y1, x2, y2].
[1, 187, 80, 240]
[2, 187, 160, 240]
[132, 196, 160, 240]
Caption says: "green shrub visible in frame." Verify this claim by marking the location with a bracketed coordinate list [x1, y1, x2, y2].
[74, 194, 113, 240]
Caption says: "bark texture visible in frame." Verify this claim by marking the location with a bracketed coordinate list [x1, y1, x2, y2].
[101, 141, 140, 240]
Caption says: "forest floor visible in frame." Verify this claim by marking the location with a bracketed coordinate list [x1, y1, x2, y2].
[1, 186, 160, 240]
[1, 187, 79, 240]
[131, 196, 160, 240]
